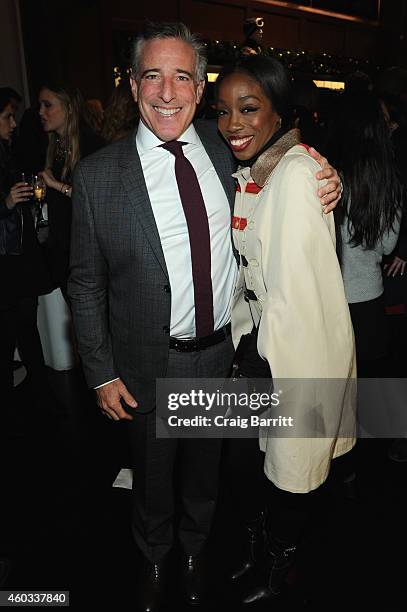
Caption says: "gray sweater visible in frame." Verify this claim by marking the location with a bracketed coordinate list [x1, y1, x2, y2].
[340, 218, 400, 304]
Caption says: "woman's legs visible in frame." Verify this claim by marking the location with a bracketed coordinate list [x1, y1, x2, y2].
[0, 305, 18, 399]
[225, 437, 268, 581]
[226, 437, 266, 520]
[16, 296, 45, 384]
[242, 479, 320, 604]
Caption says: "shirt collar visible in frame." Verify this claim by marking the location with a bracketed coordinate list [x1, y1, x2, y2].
[136, 120, 200, 154]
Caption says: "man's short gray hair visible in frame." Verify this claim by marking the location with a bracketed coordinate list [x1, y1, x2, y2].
[131, 22, 207, 83]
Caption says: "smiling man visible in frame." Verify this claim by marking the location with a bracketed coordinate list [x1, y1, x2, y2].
[68, 21, 341, 611]
[130, 36, 205, 142]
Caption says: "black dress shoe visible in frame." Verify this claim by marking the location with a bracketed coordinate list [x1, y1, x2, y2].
[137, 559, 166, 612]
[182, 554, 205, 606]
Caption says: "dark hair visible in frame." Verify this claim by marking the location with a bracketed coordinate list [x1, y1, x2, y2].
[0, 87, 21, 105]
[380, 93, 407, 131]
[215, 55, 292, 123]
[0, 89, 15, 113]
[326, 91, 402, 249]
[132, 21, 207, 83]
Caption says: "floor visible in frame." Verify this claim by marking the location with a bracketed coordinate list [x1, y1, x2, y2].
[2, 348, 407, 612]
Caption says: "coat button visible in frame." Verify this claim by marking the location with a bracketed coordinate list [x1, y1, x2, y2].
[163, 325, 170, 334]
[250, 259, 259, 267]
[164, 285, 171, 293]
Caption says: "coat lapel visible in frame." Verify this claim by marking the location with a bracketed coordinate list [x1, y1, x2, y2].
[119, 131, 168, 278]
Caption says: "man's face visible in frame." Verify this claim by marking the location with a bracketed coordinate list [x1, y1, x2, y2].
[130, 37, 205, 142]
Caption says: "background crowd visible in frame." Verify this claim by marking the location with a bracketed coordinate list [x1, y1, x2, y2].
[1, 32, 407, 608]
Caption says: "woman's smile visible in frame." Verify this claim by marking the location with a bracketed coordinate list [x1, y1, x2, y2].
[216, 72, 281, 161]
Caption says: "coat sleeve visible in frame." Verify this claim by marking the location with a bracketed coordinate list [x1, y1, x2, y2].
[68, 163, 117, 388]
[0, 198, 14, 219]
[257, 154, 354, 380]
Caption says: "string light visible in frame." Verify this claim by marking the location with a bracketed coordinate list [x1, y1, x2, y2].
[111, 39, 384, 84]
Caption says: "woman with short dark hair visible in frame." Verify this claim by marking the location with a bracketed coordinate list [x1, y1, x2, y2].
[215, 55, 356, 602]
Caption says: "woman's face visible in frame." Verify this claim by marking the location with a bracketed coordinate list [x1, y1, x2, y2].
[39, 88, 67, 136]
[0, 103, 17, 141]
[381, 100, 398, 134]
[216, 72, 281, 161]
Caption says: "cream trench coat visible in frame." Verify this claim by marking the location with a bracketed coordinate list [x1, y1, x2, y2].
[231, 130, 356, 493]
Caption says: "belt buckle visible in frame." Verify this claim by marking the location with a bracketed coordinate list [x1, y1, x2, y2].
[174, 338, 198, 352]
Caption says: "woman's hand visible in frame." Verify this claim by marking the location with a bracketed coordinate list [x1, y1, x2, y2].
[384, 256, 406, 277]
[38, 168, 59, 190]
[309, 147, 342, 214]
[5, 182, 33, 209]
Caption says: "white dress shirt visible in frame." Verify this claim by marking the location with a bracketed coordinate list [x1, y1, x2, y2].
[136, 121, 237, 338]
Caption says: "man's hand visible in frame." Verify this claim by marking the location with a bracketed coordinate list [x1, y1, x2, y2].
[5, 182, 33, 209]
[384, 256, 406, 277]
[309, 147, 341, 214]
[96, 378, 137, 421]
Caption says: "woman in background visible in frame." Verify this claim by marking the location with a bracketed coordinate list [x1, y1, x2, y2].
[0, 90, 50, 407]
[38, 81, 104, 295]
[101, 79, 138, 143]
[327, 92, 402, 378]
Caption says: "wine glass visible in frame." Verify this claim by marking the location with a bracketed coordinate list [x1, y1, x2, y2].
[32, 175, 48, 229]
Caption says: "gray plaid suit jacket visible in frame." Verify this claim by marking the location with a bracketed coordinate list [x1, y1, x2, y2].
[68, 119, 236, 413]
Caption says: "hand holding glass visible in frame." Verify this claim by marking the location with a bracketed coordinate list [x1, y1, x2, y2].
[32, 176, 48, 229]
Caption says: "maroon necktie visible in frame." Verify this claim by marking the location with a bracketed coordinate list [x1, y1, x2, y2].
[161, 140, 214, 338]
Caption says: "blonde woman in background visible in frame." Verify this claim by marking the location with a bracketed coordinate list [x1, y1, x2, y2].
[38, 81, 104, 295]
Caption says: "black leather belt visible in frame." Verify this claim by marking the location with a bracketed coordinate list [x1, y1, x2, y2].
[169, 324, 231, 352]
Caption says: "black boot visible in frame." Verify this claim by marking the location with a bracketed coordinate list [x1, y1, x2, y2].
[137, 558, 167, 612]
[242, 536, 296, 604]
[181, 554, 205, 606]
[230, 512, 265, 582]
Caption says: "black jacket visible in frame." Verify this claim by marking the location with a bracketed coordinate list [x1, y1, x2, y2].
[43, 125, 105, 288]
[0, 139, 22, 255]
[0, 140, 52, 305]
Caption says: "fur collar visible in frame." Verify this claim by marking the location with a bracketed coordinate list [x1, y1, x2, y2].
[251, 128, 301, 187]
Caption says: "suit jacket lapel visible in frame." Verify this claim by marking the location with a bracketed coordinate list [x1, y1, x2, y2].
[119, 131, 169, 278]
[195, 122, 236, 211]
[195, 121, 239, 262]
